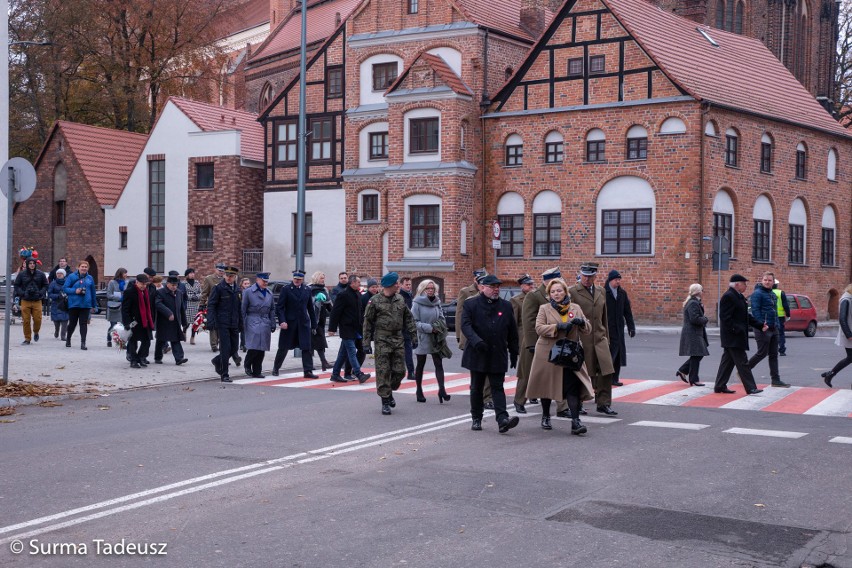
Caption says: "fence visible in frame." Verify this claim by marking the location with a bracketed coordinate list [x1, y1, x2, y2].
[242, 249, 263, 274]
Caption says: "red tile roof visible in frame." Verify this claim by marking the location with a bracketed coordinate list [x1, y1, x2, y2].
[604, 0, 850, 138]
[219, 0, 269, 35]
[35, 121, 148, 208]
[455, 0, 555, 41]
[250, 0, 361, 63]
[168, 97, 265, 162]
[386, 52, 473, 96]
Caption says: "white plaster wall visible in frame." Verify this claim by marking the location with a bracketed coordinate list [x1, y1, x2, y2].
[426, 48, 462, 76]
[359, 54, 403, 106]
[105, 101, 243, 276]
[358, 121, 389, 168]
[263, 188, 346, 278]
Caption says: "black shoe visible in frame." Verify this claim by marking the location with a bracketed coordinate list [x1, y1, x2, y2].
[343, 374, 357, 382]
[514, 403, 527, 414]
[65, 340, 71, 348]
[388, 395, 396, 408]
[221, 375, 232, 383]
[596, 405, 618, 416]
[528, 398, 539, 404]
[747, 388, 763, 395]
[690, 381, 706, 387]
[484, 401, 494, 410]
[176, 358, 188, 365]
[107, 341, 112, 347]
[80, 343, 87, 351]
[779, 351, 787, 356]
[54, 330, 59, 339]
[356, 372, 371, 384]
[579, 407, 587, 415]
[676, 371, 688, 383]
[438, 391, 451, 403]
[130, 362, 141, 369]
[541, 415, 552, 430]
[381, 399, 392, 415]
[154, 359, 163, 364]
[33, 333, 39, 342]
[21, 340, 31, 345]
[498, 416, 520, 434]
[139, 360, 148, 367]
[241, 346, 246, 352]
[471, 419, 482, 431]
[571, 418, 588, 435]
[304, 371, 319, 379]
[142, 358, 150, 365]
[211, 357, 222, 375]
[251, 373, 265, 379]
[556, 410, 571, 418]
[771, 380, 790, 388]
[330, 374, 347, 383]
[822, 371, 835, 388]
[233, 355, 242, 366]
[416, 389, 426, 403]
[271, 368, 279, 376]
[612, 381, 624, 387]
[715, 387, 736, 394]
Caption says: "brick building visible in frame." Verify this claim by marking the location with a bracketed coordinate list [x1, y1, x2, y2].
[16, 122, 148, 286]
[104, 97, 265, 278]
[483, 0, 851, 322]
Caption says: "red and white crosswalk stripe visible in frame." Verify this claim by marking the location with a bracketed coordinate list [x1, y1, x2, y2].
[233, 371, 852, 418]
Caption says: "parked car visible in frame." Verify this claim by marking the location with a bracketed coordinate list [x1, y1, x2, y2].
[784, 293, 818, 337]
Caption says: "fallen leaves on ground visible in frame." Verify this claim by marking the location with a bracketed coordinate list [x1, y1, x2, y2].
[37, 401, 63, 407]
[0, 407, 15, 416]
[0, 381, 74, 398]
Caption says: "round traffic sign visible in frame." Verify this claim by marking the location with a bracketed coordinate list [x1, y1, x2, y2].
[0, 158, 37, 202]
[492, 221, 501, 239]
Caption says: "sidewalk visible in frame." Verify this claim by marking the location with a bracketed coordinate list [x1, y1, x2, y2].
[0, 315, 340, 408]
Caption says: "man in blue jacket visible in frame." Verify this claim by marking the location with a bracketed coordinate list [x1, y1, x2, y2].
[747, 272, 790, 388]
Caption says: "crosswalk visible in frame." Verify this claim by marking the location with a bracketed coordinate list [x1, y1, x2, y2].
[233, 371, 852, 418]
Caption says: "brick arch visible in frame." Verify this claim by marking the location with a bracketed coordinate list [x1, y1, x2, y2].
[355, 48, 408, 65]
[400, 101, 446, 114]
[591, 171, 658, 201]
[790, 195, 811, 221]
[581, 126, 608, 141]
[400, 188, 446, 200]
[539, 128, 565, 144]
[356, 117, 390, 133]
[620, 121, 653, 139]
[656, 112, 690, 133]
[714, 186, 740, 210]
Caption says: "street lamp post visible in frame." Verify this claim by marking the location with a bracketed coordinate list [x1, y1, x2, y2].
[294, 0, 308, 272]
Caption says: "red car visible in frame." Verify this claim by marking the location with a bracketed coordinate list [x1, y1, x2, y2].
[784, 293, 818, 337]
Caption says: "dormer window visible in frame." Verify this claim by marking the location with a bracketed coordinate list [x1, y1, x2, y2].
[372, 62, 398, 91]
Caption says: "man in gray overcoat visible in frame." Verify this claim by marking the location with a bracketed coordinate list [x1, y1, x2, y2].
[242, 273, 276, 378]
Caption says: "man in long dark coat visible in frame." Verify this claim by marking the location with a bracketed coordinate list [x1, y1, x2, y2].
[272, 269, 318, 378]
[604, 269, 636, 387]
[461, 275, 520, 434]
[154, 275, 189, 365]
[713, 274, 766, 394]
[208, 266, 243, 382]
[242, 273, 276, 378]
[122, 273, 155, 369]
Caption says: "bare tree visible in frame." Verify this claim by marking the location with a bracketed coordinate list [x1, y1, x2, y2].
[836, 0, 852, 126]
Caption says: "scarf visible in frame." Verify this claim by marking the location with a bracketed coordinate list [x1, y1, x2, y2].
[550, 298, 571, 315]
[138, 287, 154, 329]
[118, 279, 126, 292]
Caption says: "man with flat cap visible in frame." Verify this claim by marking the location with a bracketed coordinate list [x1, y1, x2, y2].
[207, 266, 242, 382]
[569, 262, 618, 415]
[456, 268, 494, 407]
[200, 262, 225, 352]
[122, 273, 155, 369]
[242, 272, 276, 378]
[153, 274, 189, 365]
[714, 274, 767, 395]
[462, 274, 520, 433]
[272, 269, 318, 378]
[363, 272, 417, 415]
[510, 273, 536, 413]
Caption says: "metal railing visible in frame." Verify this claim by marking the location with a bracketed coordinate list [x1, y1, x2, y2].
[242, 249, 263, 273]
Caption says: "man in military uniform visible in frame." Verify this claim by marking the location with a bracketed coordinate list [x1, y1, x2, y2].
[568, 263, 617, 416]
[207, 266, 242, 382]
[200, 262, 224, 352]
[510, 273, 536, 414]
[363, 272, 417, 415]
[272, 269, 318, 378]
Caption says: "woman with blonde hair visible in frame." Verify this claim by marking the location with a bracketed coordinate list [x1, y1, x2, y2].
[822, 283, 852, 388]
[676, 283, 709, 386]
[411, 279, 451, 403]
[526, 278, 595, 435]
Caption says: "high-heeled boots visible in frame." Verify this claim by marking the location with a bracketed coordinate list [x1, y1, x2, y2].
[822, 371, 835, 388]
[436, 371, 451, 403]
[319, 350, 330, 372]
[415, 376, 426, 403]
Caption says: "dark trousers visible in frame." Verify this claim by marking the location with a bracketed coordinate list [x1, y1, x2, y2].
[54, 320, 68, 341]
[610, 344, 623, 383]
[343, 338, 366, 375]
[778, 319, 787, 354]
[678, 355, 704, 384]
[469, 371, 508, 424]
[273, 339, 314, 373]
[541, 369, 583, 420]
[748, 328, 780, 382]
[244, 349, 265, 375]
[715, 348, 758, 392]
[403, 331, 415, 377]
[214, 327, 239, 376]
[155, 339, 185, 362]
[829, 348, 852, 377]
[66, 308, 89, 344]
[127, 336, 151, 364]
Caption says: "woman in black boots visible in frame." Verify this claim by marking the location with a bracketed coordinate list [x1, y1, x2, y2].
[310, 272, 332, 371]
[411, 279, 451, 403]
[823, 283, 852, 388]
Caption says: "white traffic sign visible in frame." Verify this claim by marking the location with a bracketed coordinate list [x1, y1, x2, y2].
[492, 239, 501, 249]
[0, 157, 37, 202]
[492, 221, 501, 239]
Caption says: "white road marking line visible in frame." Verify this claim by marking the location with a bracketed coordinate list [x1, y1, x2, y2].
[723, 427, 807, 439]
[803, 390, 852, 417]
[551, 415, 621, 424]
[720, 386, 799, 411]
[630, 421, 710, 430]
[828, 436, 852, 444]
[643, 387, 714, 406]
[610, 380, 669, 399]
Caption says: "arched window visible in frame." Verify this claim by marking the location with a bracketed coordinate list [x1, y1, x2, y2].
[735, 1, 744, 33]
[53, 163, 67, 229]
[795, 142, 807, 179]
[712, 189, 735, 255]
[725, 128, 739, 167]
[827, 148, 838, 181]
[544, 131, 564, 163]
[358, 189, 381, 222]
[752, 195, 773, 261]
[725, 0, 734, 30]
[704, 120, 718, 137]
[359, 121, 389, 168]
[716, 0, 725, 28]
[659, 117, 686, 134]
[586, 128, 606, 162]
[497, 192, 525, 257]
[505, 134, 523, 166]
[788, 198, 807, 264]
[821, 206, 837, 265]
[259, 82, 273, 111]
[760, 133, 773, 173]
[626, 125, 648, 160]
[532, 191, 562, 257]
[597, 176, 655, 255]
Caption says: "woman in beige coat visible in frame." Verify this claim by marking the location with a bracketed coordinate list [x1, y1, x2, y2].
[527, 278, 595, 435]
[527, 278, 596, 435]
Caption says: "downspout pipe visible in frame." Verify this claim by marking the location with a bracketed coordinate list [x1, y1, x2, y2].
[480, 28, 490, 274]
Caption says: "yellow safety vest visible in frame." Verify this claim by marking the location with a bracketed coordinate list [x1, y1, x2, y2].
[772, 289, 785, 317]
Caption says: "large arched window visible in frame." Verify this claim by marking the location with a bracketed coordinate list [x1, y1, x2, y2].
[597, 176, 655, 255]
[827, 148, 838, 181]
[821, 205, 837, 266]
[532, 191, 562, 257]
[505, 134, 523, 167]
[712, 189, 735, 255]
[788, 198, 807, 264]
[497, 192, 525, 257]
[752, 195, 773, 261]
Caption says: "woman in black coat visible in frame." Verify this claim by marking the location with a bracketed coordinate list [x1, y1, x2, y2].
[676, 284, 709, 386]
[309, 272, 332, 371]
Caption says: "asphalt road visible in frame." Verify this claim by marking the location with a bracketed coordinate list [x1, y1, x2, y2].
[1, 332, 850, 567]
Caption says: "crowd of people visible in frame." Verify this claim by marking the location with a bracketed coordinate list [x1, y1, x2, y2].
[12, 253, 852, 430]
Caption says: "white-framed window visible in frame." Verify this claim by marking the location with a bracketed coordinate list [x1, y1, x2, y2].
[359, 54, 403, 105]
[404, 108, 441, 162]
[821, 206, 837, 266]
[404, 194, 442, 257]
[544, 131, 564, 163]
[752, 194, 773, 261]
[358, 189, 381, 222]
[712, 189, 735, 256]
[659, 117, 686, 134]
[586, 128, 606, 162]
[626, 125, 648, 160]
[505, 134, 523, 167]
[497, 192, 525, 257]
[788, 198, 807, 265]
[359, 121, 390, 168]
[532, 190, 562, 257]
[827, 148, 838, 181]
[596, 176, 655, 255]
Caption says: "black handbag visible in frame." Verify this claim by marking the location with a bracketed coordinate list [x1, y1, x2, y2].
[548, 338, 584, 371]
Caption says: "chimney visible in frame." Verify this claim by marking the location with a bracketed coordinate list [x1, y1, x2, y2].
[270, 0, 298, 26]
[520, 0, 546, 38]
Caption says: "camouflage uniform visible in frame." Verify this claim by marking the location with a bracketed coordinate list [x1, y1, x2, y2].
[363, 292, 417, 400]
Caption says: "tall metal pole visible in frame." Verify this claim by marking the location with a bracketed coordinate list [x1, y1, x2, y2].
[1, 0, 10, 299]
[294, 0, 308, 271]
[3, 167, 14, 385]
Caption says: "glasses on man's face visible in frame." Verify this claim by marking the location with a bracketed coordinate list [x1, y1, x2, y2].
[485, 284, 501, 289]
